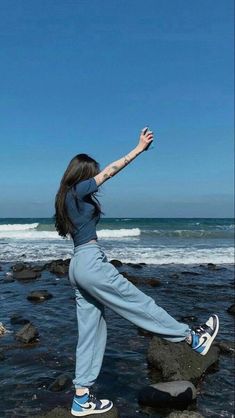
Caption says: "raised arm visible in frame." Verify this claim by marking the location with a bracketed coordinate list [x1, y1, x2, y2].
[94, 127, 154, 187]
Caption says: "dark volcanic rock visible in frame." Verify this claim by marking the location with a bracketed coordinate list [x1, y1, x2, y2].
[138, 380, 197, 408]
[47, 260, 69, 276]
[12, 262, 28, 272]
[215, 340, 235, 355]
[181, 271, 200, 276]
[126, 262, 143, 269]
[48, 374, 72, 392]
[10, 314, 30, 325]
[13, 270, 40, 280]
[27, 290, 53, 302]
[110, 259, 123, 267]
[15, 322, 39, 343]
[145, 278, 161, 287]
[147, 336, 219, 383]
[34, 406, 119, 418]
[227, 304, 235, 316]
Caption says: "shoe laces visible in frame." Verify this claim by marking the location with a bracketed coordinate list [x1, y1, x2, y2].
[88, 389, 98, 404]
[192, 324, 205, 335]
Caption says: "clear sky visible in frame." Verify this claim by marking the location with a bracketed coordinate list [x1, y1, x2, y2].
[0, 0, 234, 218]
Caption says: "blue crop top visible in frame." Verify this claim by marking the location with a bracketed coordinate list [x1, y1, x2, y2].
[65, 177, 100, 246]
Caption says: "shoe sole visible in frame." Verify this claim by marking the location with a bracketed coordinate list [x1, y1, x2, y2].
[71, 402, 113, 416]
[200, 314, 219, 356]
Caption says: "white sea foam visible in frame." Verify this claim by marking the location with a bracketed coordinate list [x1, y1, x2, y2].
[98, 228, 141, 238]
[0, 223, 39, 231]
[0, 242, 234, 264]
[0, 227, 140, 240]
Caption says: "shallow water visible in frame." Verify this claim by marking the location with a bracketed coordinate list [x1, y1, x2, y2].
[0, 261, 234, 417]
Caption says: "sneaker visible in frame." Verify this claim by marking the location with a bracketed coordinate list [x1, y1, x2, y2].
[71, 388, 113, 416]
[188, 314, 219, 356]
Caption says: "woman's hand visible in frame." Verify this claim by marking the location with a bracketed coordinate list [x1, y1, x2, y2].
[137, 127, 154, 151]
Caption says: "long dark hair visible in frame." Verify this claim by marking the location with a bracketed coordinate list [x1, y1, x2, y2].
[54, 153, 104, 239]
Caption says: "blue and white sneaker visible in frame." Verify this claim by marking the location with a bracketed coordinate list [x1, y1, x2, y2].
[188, 314, 219, 356]
[71, 388, 113, 416]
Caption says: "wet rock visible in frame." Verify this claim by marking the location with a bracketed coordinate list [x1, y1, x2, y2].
[110, 259, 123, 267]
[227, 304, 235, 315]
[145, 278, 161, 287]
[13, 270, 40, 280]
[147, 336, 219, 383]
[138, 380, 197, 408]
[34, 406, 119, 418]
[215, 340, 235, 355]
[126, 262, 143, 269]
[206, 263, 226, 271]
[32, 264, 46, 272]
[47, 260, 69, 276]
[12, 262, 28, 272]
[10, 314, 30, 325]
[15, 322, 39, 343]
[181, 271, 200, 276]
[167, 411, 204, 418]
[0, 322, 7, 336]
[48, 373, 72, 392]
[27, 290, 53, 302]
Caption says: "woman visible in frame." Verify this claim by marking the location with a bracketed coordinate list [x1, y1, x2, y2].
[54, 127, 219, 417]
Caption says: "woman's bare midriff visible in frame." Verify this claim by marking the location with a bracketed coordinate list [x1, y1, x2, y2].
[87, 239, 98, 244]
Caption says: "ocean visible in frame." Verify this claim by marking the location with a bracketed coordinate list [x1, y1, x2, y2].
[0, 217, 234, 264]
[0, 217, 234, 417]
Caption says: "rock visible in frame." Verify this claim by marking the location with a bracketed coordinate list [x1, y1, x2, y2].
[181, 271, 200, 276]
[215, 340, 235, 355]
[138, 380, 197, 408]
[145, 278, 161, 287]
[126, 262, 143, 269]
[167, 411, 204, 418]
[34, 406, 119, 418]
[0, 322, 7, 336]
[227, 304, 235, 315]
[12, 262, 28, 272]
[48, 260, 69, 276]
[48, 373, 72, 391]
[110, 259, 123, 267]
[15, 322, 39, 343]
[27, 290, 53, 302]
[13, 270, 40, 280]
[10, 314, 30, 325]
[147, 336, 219, 383]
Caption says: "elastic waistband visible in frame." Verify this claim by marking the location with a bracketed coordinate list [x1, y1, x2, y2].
[74, 241, 101, 254]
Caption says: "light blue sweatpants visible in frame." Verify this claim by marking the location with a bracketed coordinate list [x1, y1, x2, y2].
[68, 241, 191, 389]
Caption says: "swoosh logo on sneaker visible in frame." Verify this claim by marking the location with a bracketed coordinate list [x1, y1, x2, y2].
[194, 336, 207, 350]
[74, 400, 93, 410]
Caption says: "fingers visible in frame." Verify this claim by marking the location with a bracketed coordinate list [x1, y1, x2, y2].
[141, 127, 153, 137]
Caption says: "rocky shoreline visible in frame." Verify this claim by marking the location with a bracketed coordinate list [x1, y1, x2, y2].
[0, 258, 234, 417]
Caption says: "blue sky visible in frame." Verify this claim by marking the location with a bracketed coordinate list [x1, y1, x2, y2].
[0, 0, 234, 218]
